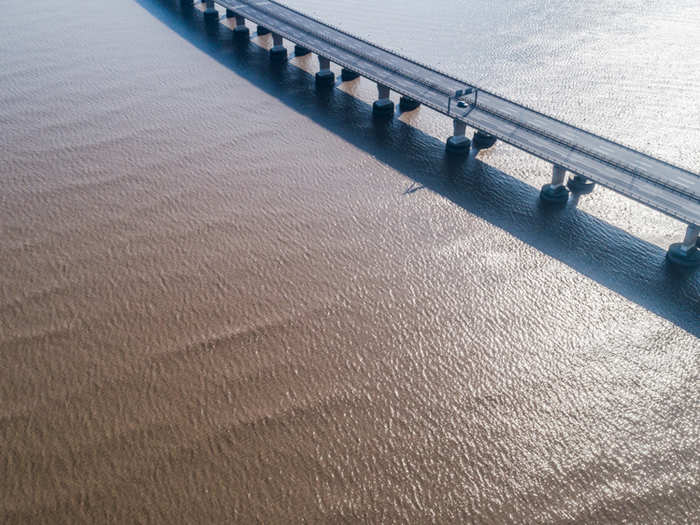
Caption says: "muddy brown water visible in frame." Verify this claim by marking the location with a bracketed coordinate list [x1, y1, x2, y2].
[1, 0, 698, 522]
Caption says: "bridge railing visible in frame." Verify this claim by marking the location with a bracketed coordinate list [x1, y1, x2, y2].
[461, 114, 686, 222]
[223, 0, 699, 204]
[225, 2, 448, 116]
[472, 90, 700, 191]
[239, 0, 458, 99]
[470, 96, 696, 198]
[261, 0, 464, 92]
[257, 0, 699, 187]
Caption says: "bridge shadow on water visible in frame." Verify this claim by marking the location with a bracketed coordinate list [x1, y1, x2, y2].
[136, 0, 699, 337]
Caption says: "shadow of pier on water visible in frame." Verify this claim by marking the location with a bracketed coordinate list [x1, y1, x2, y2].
[135, 0, 699, 337]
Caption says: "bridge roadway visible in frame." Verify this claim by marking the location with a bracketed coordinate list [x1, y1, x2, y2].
[213, 0, 700, 232]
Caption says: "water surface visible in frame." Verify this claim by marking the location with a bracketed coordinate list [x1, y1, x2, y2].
[1, 0, 698, 522]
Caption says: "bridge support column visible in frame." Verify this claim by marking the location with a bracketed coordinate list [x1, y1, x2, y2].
[257, 25, 270, 35]
[233, 15, 249, 38]
[472, 130, 497, 150]
[540, 165, 570, 204]
[294, 44, 311, 56]
[667, 224, 700, 267]
[270, 33, 287, 62]
[341, 68, 360, 81]
[373, 84, 394, 117]
[203, 0, 218, 20]
[315, 56, 335, 87]
[567, 174, 595, 194]
[399, 96, 420, 111]
[446, 119, 470, 155]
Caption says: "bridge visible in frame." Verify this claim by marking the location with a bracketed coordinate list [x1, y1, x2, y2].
[192, 0, 700, 267]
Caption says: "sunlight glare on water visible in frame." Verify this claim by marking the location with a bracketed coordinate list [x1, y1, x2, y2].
[0, 0, 698, 522]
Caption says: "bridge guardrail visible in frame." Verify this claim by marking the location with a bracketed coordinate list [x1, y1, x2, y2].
[236, 0, 457, 98]
[220, 0, 699, 220]
[475, 91, 700, 191]
[225, 2, 448, 115]
[257, 0, 700, 186]
[472, 99, 698, 199]
[261, 0, 463, 92]
[463, 119, 688, 222]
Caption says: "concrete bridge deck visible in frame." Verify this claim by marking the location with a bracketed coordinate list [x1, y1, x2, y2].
[199, 0, 700, 265]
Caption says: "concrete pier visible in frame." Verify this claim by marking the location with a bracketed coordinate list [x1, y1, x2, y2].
[540, 165, 570, 204]
[373, 84, 394, 117]
[315, 56, 335, 87]
[445, 119, 470, 155]
[341, 68, 360, 81]
[269, 33, 287, 61]
[257, 25, 270, 35]
[179, 0, 700, 239]
[203, 0, 218, 19]
[567, 174, 595, 194]
[399, 96, 420, 111]
[472, 130, 497, 150]
[667, 224, 700, 267]
[294, 44, 311, 56]
[233, 15, 249, 38]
